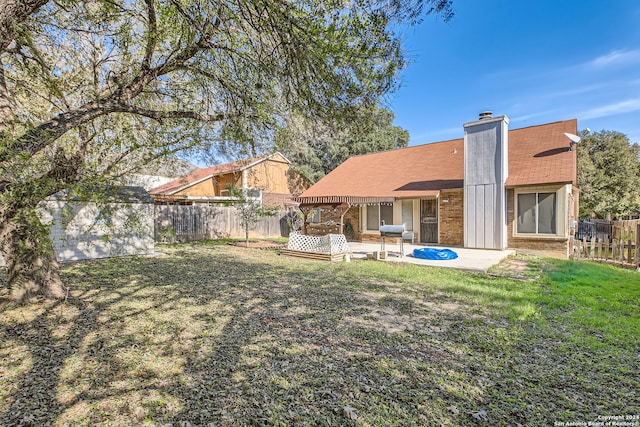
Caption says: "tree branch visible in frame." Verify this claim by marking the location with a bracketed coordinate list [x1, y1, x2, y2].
[0, 0, 50, 52]
[114, 103, 246, 123]
[142, 0, 157, 70]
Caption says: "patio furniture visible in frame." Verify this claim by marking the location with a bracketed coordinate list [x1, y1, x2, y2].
[280, 231, 350, 261]
[402, 231, 415, 244]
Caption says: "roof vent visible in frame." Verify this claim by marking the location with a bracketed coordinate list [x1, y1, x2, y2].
[479, 111, 493, 120]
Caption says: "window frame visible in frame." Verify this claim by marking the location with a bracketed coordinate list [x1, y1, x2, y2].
[515, 191, 558, 236]
[401, 200, 414, 231]
[364, 203, 394, 232]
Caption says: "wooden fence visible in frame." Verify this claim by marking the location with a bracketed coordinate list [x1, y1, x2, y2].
[154, 204, 293, 242]
[571, 222, 640, 270]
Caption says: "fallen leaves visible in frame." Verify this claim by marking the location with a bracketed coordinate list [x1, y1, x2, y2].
[469, 409, 488, 422]
[0, 243, 636, 426]
[343, 404, 358, 421]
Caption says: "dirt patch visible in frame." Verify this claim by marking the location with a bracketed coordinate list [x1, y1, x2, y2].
[506, 259, 528, 271]
[227, 241, 285, 249]
[489, 254, 543, 281]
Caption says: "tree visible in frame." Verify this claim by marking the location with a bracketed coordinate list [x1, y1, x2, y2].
[0, 0, 453, 301]
[274, 106, 410, 182]
[578, 130, 640, 218]
[227, 185, 278, 247]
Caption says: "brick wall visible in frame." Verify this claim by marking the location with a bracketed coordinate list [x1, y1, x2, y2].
[439, 189, 464, 246]
[506, 189, 569, 258]
[304, 205, 361, 241]
[343, 206, 360, 240]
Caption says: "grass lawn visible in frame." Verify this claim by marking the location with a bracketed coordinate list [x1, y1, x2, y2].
[0, 242, 638, 426]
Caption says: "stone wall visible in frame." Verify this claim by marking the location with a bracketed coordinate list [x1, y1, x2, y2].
[506, 189, 569, 258]
[439, 189, 464, 246]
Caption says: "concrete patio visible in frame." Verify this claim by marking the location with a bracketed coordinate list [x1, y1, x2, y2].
[347, 241, 515, 272]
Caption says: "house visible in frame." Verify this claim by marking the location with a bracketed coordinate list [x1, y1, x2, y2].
[118, 156, 199, 191]
[149, 153, 310, 208]
[295, 114, 579, 258]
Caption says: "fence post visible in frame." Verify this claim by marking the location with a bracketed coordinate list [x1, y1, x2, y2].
[569, 235, 574, 259]
[636, 224, 640, 269]
[597, 238, 601, 260]
[619, 239, 624, 263]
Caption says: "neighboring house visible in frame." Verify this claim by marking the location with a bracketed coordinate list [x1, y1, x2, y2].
[295, 114, 579, 258]
[117, 156, 199, 191]
[0, 186, 155, 267]
[149, 152, 310, 208]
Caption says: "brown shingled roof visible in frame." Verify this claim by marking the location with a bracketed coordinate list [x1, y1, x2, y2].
[298, 119, 577, 200]
[505, 119, 577, 186]
[150, 154, 273, 195]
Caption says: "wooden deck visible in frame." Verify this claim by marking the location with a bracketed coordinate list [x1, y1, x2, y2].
[279, 248, 346, 262]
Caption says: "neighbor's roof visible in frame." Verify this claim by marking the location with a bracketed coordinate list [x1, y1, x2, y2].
[298, 119, 577, 202]
[149, 153, 289, 196]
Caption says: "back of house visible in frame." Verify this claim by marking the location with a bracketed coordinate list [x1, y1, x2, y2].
[296, 113, 579, 258]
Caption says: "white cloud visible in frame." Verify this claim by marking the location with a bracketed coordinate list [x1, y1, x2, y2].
[579, 99, 640, 120]
[586, 49, 640, 69]
[409, 126, 461, 145]
[512, 110, 558, 123]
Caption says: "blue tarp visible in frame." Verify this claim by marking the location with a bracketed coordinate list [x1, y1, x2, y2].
[413, 247, 458, 260]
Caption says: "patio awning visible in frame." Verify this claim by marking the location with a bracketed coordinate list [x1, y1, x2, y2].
[294, 195, 395, 206]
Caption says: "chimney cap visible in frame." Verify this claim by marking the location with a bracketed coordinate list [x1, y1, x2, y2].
[479, 111, 493, 120]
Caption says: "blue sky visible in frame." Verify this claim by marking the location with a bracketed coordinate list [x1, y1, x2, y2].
[389, 0, 640, 146]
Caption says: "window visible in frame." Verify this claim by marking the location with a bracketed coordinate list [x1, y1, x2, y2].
[366, 205, 379, 231]
[517, 192, 557, 234]
[401, 200, 413, 231]
[366, 203, 394, 231]
[309, 208, 321, 223]
[380, 204, 393, 226]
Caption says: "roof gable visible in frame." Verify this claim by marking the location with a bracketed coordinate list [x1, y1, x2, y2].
[299, 119, 577, 200]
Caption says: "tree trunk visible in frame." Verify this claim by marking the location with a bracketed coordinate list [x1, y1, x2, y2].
[0, 203, 65, 302]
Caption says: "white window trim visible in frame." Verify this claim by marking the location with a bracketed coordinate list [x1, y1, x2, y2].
[363, 203, 395, 233]
[401, 200, 414, 232]
[514, 190, 561, 238]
